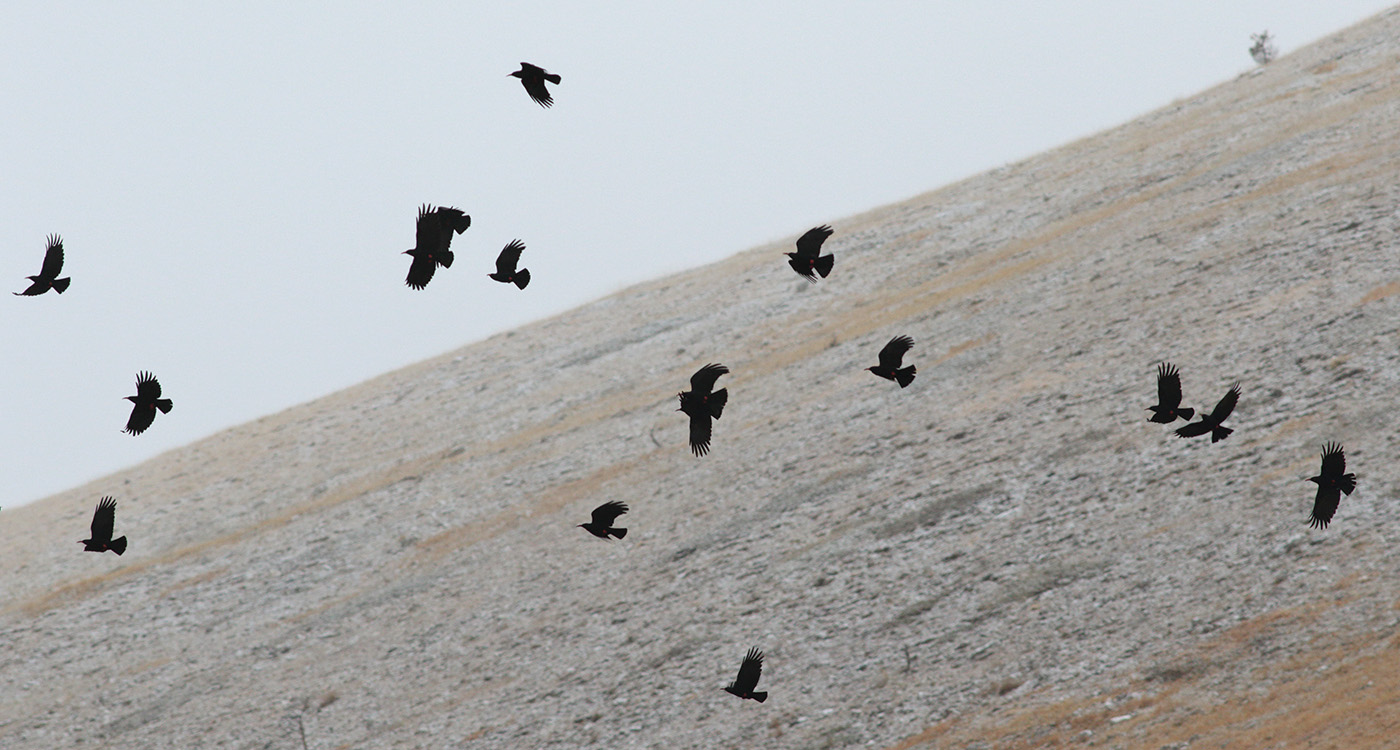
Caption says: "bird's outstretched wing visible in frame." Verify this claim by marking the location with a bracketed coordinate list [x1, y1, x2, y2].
[729, 648, 764, 693]
[125, 405, 155, 435]
[591, 501, 628, 528]
[496, 240, 525, 275]
[878, 336, 914, 370]
[1207, 383, 1240, 422]
[1310, 486, 1340, 529]
[90, 497, 116, 543]
[689, 413, 713, 457]
[135, 371, 162, 400]
[689, 363, 729, 395]
[1155, 363, 1183, 409]
[523, 78, 553, 107]
[41, 235, 65, 278]
[436, 207, 470, 251]
[1319, 441, 1346, 478]
[1174, 420, 1210, 438]
[414, 204, 440, 253]
[405, 255, 435, 289]
[794, 225, 833, 258]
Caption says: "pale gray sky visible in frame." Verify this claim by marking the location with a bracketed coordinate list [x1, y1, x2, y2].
[2, 2, 1392, 507]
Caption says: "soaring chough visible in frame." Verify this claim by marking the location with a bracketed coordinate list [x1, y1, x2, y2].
[1175, 382, 1239, 442]
[488, 240, 531, 289]
[678, 364, 728, 457]
[723, 647, 767, 703]
[510, 62, 561, 108]
[404, 204, 470, 290]
[80, 497, 126, 555]
[786, 225, 834, 282]
[1147, 362, 1194, 424]
[123, 371, 173, 436]
[867, 335, 917, 388]
[14, 234, 70, 296]
[1307, 442, 1355, 529]
[578, 500, 628, 539]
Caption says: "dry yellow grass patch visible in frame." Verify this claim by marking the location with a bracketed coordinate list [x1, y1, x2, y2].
[881, 600, 1400, 749]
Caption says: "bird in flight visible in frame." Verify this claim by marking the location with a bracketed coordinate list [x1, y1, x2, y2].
[578, 501, 628, 539]
[786, 225, 835, 282]
[510, 62, 561, 108]
[1306, 442, 1356, 529]
[124, 371, 173, 436]
[1174, 383, 1239, 442]
[723, 647, 767, 703]
[867, 335, 917, 388]
[678, 364, 728, 456]
[80, 497, 127, 555]
[1147, 362, 1194, 424]
[488, 240, 531, 289]
[404, 204, 470, 290]
[14, 234, 71, 296]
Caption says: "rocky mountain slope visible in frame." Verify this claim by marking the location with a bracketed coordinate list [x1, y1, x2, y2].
[6, 8, 1400, 749]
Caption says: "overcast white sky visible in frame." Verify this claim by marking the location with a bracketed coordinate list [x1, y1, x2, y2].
[1, 2, 1392, 508]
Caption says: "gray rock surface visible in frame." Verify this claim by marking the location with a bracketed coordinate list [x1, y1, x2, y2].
[6, 8, 1400, 748]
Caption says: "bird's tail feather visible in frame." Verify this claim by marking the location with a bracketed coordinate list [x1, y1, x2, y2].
[545, 73, 561, 84]
[1340, 473, 1357, 495]
[110, 536, 127, 556]
[709, 388, 728, 419]
[1210, 425, 1233, 442]
[752, 691, 767, 703]
[814, 254, 834, 278]
[1179, 407, 1195, 420]
[52, 277, 71, 293]
[611, 527, 627, 539]
[895, 366, 916, 388]
[156, 399, 173, 414]
[440, 249, 455, 268]
[514, 268, 530, 289]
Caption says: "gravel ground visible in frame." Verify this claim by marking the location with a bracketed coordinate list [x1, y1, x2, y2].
[5, 8, 1400, 749]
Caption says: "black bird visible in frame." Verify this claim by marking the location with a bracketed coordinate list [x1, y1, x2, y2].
[488, 239, 531, 289]
[404, 204, 470, 290]
[510, 62, 561, 108]
[1147, 362, 1194, 424]
[124, 371, 173, 436]
[1307, 442, 1356, 529]
[867, 335, 917, 388]
[723, 647, 767, 703]
[80, 497, 127, 555]
[14, 234, 71, 296]
[786, 225, 835, 282]
[578, 500, 628, 539]
[1174, 383, 1239, 442]
[678, 364, 728, 457]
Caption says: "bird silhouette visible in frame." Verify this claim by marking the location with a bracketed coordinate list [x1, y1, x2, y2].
[786, 225, 835, 282]
[578, 501, 628, 539]
[124, 371, 173, 436]
[723, 647, 767, 702]
[1307, 442, 1356, 529]
[80, 497, 127, 555]
[1147, 362, 1194, 423]
[868, 335, 917, 387]
[678, 364, 728, 456]
[510, 62, 561, 108]
[14, 234, 71, 296]
[488, 240, 531, 289]
[404, 204, 470, 290]
[1174, 383, 1239, 442]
